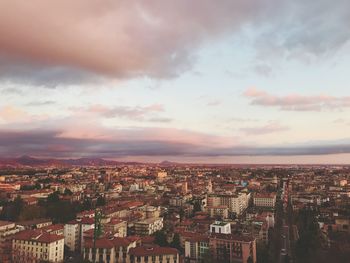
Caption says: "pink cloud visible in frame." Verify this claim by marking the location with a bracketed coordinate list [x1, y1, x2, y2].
[0, 0, 272, 79]
[244, 87, 350, 111]
[0, 106, 28, 121]
[239, 121, 289, 135]
[71, 103, 167, 121]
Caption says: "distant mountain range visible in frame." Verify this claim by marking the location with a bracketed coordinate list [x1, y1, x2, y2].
[0, 155, 141, 167]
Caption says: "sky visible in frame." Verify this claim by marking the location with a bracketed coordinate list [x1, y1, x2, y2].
[1, 0, 350, 164]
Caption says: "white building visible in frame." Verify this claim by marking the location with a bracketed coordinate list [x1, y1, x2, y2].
[64, 217, 94, 252]
[210, 221, 231, 234]
[12, 229, 64, 263]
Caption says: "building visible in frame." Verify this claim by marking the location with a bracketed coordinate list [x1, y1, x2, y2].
[12, 229, 64, 263]
[207, 180, 213, 193]
[210, 221, 231, 234]
[134, 217, 163, 236]
[63, 217, 94, 252]
[83, 236, 138, 263]
[253, 193, 276, 208]
[207, 192, 250, 217]
[64, 221, 80, 252]
[209, 233, 256, 263]
[184, 236, 209, 263]
[17, 218, 52, 230]
[145, 206, 161, 219]
[157, 172, 167, 181]
[0, 220, 20, 263]
[182, 181, 188, 194]
[102, 218, 127, 237]
[129, 246, 179, 263]
[206, 206, 229, 219]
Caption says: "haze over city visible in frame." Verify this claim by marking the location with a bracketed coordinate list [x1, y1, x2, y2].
[1, 0, 350, 164]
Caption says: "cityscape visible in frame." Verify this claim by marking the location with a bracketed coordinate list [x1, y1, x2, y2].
[1, 1, 350, 263]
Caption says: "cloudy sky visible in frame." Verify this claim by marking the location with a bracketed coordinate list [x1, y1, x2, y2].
[1, 0, 350, 164]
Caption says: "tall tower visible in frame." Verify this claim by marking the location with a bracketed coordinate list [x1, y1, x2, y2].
[207, 179, 213, 193]
[182, 181, 188, 194]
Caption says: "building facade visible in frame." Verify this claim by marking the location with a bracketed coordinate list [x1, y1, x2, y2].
[12, 229, 64, 263]
[134, 217, 163, 236]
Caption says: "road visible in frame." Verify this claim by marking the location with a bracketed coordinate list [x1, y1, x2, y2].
[279, 179, 293, 263]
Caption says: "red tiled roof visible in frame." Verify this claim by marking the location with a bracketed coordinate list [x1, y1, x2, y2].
[129, 246, 178, 256]
[84, 236, 137, 249]
[40, 224, 64, 233]
[85, 238, 114, 249]
[210, 233, 255, 242]
[0, 220, 14, 227]
[12, 229, 63, 243]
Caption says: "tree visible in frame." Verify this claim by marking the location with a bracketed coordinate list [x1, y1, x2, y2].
[294, 208, 322, 263]
[193, 201, 202, 213]
[18, 205, 46, 221]
[154, 231, 168, 247]
[170, 233, 181, 251]
[0, 196, 24, 221]
[47, 191, 60, 203]
[201, 249, 213, 263]
[81, 199, 92, 210]
[256, 243, 269, 263]
[96, 195, 106, 207]
[64, 188, 73, 195]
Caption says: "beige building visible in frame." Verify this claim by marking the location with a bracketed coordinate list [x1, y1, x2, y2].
[207, 192, 250, 216]
[129, 246, 179, 263]
[102, 218, 127, 237]
[206, 206, 229, 219]
[12, 229, 64, 263]
[209, 233, 256, 263]
[83, 236, 138, 263]
[134, 217, 163, 236]
[253, 193, 276, 208]
[0, 220, 21, 263]
[157, 171, 167, 181]
[184, 236, 210, 263]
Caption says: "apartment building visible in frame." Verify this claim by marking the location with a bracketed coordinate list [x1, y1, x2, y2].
[134, 217, 163, 236]
[206, 206, 229, 219]
[207, 192, 250, 217]
[12, 229, 64, 263]
[184, 236, 209, 263]
[64, 217, 94, 252]
[209, 233, 256, 263]
[253, 193, 276, 208]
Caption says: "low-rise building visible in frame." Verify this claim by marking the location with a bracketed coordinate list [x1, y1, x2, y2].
[83, 236, 138, 263]
[129, 246, 179, 263]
